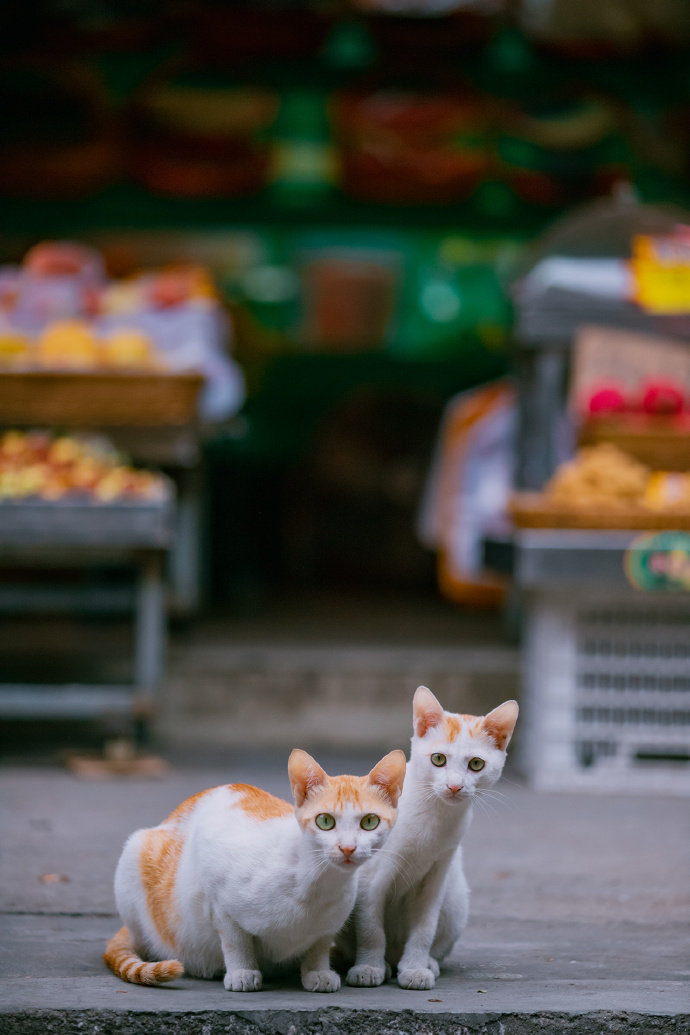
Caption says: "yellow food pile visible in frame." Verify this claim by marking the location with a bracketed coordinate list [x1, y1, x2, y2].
[37, 321, 163, 370]
[0, 331, 31, 366]
[545, 443, 690, 511]
[0, 430, 167, 502]
[0, 320, 164, 371]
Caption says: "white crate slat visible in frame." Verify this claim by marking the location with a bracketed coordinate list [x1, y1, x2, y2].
[518, 589, 690, 794]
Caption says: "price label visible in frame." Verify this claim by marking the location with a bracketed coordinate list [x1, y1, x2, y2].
[630, 230, 690, 314]
[625, 530, 690, 591]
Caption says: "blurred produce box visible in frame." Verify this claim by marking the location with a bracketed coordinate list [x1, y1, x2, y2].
[569, 325, 690, 470]
[510, 442, 690, 530]
[0, 430, 170, 503]
[0, 241, 243, 423]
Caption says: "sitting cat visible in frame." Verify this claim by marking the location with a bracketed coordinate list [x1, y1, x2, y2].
[342, 685, 518, 991]
[104, 747, 406, 993]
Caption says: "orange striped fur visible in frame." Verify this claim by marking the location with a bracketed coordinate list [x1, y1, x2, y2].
[139, 828, 183, 950]
[443, 715, 484, 742]
[234, 783, 293, 821]
[106, 783, 294, 982]
[416, 685, 516, 748]
[104, 926, 183, 986]
[297, 774, 394, 824]
[166, 787, 213, 823]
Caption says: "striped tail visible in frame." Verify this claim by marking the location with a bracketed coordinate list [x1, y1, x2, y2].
[104, 926, 183, 986]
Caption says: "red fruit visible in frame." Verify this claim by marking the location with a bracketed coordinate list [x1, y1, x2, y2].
[24, 241, 100, 278]
[641, 381, 684, 416]
[148, 272, 189, 309]
[587, 384, 627, 415]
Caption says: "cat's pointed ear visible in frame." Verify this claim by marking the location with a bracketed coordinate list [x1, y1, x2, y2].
[368, 749, 406, 807]
[288, 749, 328, 807]
[413, 685, 444, 738]
[482, 700, 519, 750]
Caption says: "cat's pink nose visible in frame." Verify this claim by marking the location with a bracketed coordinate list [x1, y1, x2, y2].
[447, 783, 462, 795]
[339, 844, 356, 858]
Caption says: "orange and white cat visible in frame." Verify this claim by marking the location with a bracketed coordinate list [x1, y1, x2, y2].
[104, 748, 406, 993]
[342, 686, 518, 990]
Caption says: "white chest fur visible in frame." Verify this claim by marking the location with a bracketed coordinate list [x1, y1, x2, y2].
[180, 788, 360, 967]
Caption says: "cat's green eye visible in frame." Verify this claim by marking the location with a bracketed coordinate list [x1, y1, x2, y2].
[431, 753, 447, 767]
[468, 757, 485, 772]
[315, 813, 335, 830]
[360, 813, 380, 831]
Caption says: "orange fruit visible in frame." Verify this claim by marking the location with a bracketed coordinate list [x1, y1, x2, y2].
[101, 328, 157, 368]
[37, 320, 100, 368]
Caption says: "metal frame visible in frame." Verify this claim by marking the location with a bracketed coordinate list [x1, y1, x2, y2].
[0, 499, 174, 723]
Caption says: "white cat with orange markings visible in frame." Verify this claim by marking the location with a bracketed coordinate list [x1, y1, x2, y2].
[342, 686, 518, 991]
[104, 748, 406, 992]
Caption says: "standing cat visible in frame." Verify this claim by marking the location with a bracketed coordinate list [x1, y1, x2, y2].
[342, 685, 518, 990]
[104, 748, 406, 993]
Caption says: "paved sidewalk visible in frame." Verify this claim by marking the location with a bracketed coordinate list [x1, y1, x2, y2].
[1, 752, 688, 1034]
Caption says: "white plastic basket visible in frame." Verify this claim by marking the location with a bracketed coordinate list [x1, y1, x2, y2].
[518, 589, 690, 794]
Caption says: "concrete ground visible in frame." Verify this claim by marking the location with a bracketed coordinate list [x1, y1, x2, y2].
[1, 753, 688, 1034]
[1, 592, 688, 1033]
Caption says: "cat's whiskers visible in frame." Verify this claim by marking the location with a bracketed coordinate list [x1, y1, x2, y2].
[420, 787, 440, 806]
[472, 788, 511, 818]
[380, 847, 416, 893]
[471, 794, 498, 819]
[475, 788, 511, 808]
[305, 847, 333, 882]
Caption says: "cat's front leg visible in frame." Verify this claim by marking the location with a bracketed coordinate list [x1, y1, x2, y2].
[300, 935, 341, 993]
[396, 861, 447, 990]
[345, 893, 389, 988]
[218, 921, 262, 992]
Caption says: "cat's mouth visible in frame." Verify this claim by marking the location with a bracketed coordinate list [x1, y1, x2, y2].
[441, 788, 470, 803]
[333, 854, 364, 868]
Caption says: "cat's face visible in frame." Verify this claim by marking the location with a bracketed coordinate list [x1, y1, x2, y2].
[288, 749, 406, 870]
[410, 686, 518, 805]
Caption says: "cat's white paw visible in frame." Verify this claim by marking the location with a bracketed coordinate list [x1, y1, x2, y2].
[224, 968, 263, 992]
[346, 964, 387, 987]
[397, 967, 436, 990]
[428, 957, 441, 979]
[302, 969, 341, 993]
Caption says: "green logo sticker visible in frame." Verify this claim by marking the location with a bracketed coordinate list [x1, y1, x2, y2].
[624, 531, 690, 591]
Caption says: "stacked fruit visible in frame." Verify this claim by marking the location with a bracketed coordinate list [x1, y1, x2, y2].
[586, 379, 688, 418]
[0, 240, 219, 371]
[544, 442, 690, 512]
[0, 430, 167, 502]
[33, 320, 162, 370]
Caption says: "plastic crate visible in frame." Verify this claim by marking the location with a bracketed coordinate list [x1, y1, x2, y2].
[518, 589, 690, 794]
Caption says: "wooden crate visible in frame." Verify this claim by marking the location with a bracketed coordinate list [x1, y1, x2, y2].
[570, 326, 690, 410]
[510, 491, 690, 530]
[579, 416, 690, 471]
[0, 370, 203, 427]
